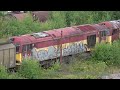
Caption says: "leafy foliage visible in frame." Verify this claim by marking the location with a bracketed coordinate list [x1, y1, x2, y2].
[0, 66, 9, 79]
[0, 11, 120, 38]
[17, 59, 42, 79]
[92, 40, 120, 66]
[0, 11, 120, 79]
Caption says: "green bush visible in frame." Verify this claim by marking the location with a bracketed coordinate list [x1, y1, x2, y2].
[17, 59, 43, 79]
[92, 43, 112, 62]
[48, 61, 61, 71]
[92, 40, 120, 66]
[0, 11, 120, 38]
[0, 65, 9, 79]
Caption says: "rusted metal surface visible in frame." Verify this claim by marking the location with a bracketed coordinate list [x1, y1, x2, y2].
[110, 21, 120, 29]
[92, 24, 110, 32]
[31, 11, 49, 22]
[11, 13, 29, 21]
[109, 21, 120, 41]
[5, 11, 49, 22]
[11, 26, 88, 61]
[99, 21, 113, 29]
[0, 44, 16, 68]
[60, 30, 63, 63]
[11, 27, 85, 47]
[75, 25, 97, 32]
[74, 25, 98, 37]
[11, 20, 120, 62]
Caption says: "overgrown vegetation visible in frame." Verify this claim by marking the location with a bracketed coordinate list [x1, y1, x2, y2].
[0, 11, 120, 79]
[0, 11, 120, 38]
[92, 40, 120, 66]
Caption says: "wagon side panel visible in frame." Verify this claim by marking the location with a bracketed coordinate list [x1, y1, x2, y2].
[9, 48, 16, 68]
[3, 49, 10, 68]
[0, 50, 3, 66]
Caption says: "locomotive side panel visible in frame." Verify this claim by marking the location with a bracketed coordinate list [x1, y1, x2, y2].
[0, 50, 4, 66]
[31, 40, 87, 61]
[4, 49, 10, 68]
[10, 48, 16, 68]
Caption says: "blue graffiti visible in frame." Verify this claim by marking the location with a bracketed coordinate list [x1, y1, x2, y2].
[32, 42, 87, 61]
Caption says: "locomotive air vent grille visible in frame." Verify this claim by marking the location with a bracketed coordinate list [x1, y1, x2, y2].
[31, 32, 49, 38]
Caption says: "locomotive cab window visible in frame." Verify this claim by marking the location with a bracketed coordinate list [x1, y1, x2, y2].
[22, 44, 33, 52]
[16, 46, 20, 53]
[15, 44, 20, 53]
[100, 31, 107, 37]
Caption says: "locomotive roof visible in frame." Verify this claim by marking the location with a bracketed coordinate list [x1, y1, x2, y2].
[73, 24, 97, 33]
[109, 20, 120, 29]
[99, 20, 120, 29]
[99, 21, 113, 29]
[91, 24, 109, 31]
[11, 27, 83, 45]
[11, 24, 98, 45]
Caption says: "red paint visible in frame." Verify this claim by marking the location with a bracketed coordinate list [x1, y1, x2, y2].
[60, 30, 63, 64]
[12, 13, 28, 21]
[99, 21, 113, 28]
[76, 25, 97, 32]
[11, 25, 99, 52]
[100, 21, 120, 41]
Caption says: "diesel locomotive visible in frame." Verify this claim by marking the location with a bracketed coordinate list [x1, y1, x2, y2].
[0, 19, 120, 68]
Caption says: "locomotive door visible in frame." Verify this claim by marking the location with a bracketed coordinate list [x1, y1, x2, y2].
[87, 34, 96, 48]
[22, 44, 33, 59]
[112, 29, 119, 42]
[99, 31, 107, 43]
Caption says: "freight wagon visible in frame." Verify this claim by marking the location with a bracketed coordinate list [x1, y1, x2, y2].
[0, 44, 16, 68]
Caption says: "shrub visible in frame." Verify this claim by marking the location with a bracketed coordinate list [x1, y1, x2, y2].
[92, 40, 120, 66]
[0, 65, 9, 79]
[17, 59, 43, 79]
[92, 43, 112, 62]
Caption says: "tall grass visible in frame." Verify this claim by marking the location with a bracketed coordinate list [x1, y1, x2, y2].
[0, 66, 9, 79]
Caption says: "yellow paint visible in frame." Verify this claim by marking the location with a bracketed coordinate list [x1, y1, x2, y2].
[82, 40, 87, 44]
[17, 36, 113, 63]
[106, 36, 111, 44]
[31, 37, 106, 53]
[101, 40, 106, 43]
[36, 47, 49, 52]
[16, 53, 22, 63]
[96, 37, 99, 43]
[62, 43, 69, 48]
[119, 33, 120, 38]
